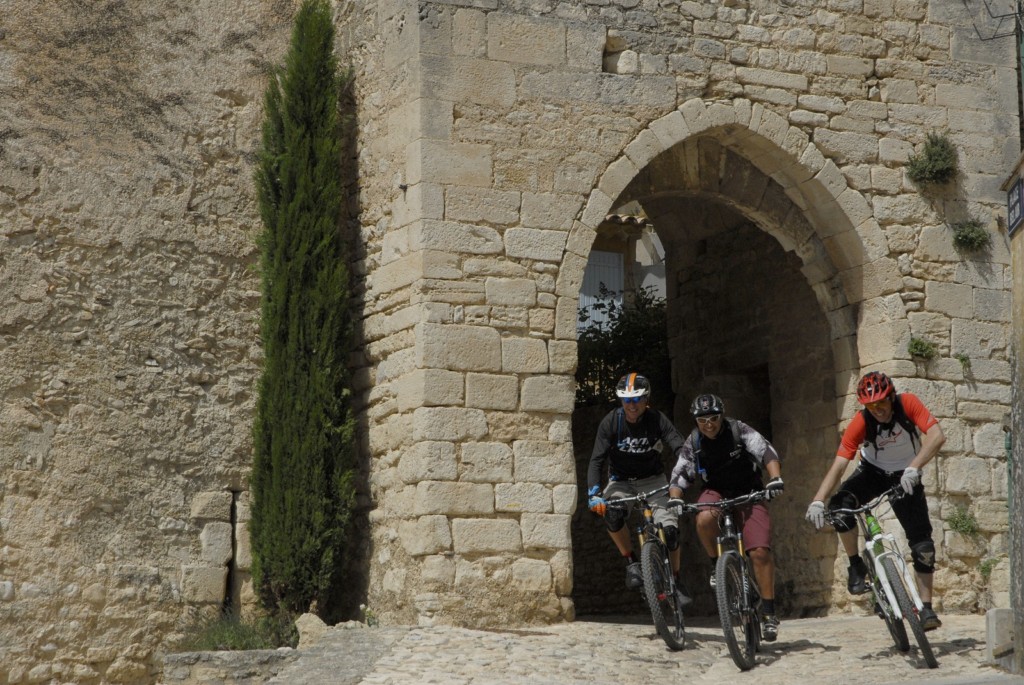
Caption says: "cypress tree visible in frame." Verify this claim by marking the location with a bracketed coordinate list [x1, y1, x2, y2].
[250, 0, 356, 618]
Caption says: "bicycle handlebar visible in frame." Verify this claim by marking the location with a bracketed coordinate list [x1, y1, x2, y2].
[603, 484, 671, 509]
[825, 485, 905, 521]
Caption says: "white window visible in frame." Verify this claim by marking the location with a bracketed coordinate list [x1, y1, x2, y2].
[578, 250, 623, 332]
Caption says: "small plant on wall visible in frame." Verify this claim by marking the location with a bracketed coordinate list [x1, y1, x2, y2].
[950, 219, 991, 251]
[954, 352, 971, 373]
[908, 337, 938, 360]
[906, 132, 958, 185]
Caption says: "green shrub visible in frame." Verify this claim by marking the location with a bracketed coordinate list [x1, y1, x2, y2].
[951, 219, 991, 251]
[906, 132, 958, 185]
[954, 352, 971, 373]
[251, 0, 358, 619]
[908, 337, 937, 360]
[576, 284, 671, 407]
[979, 557, 1000, 579]
[175, 612, 299, 652]
[948, 506, 979, 536]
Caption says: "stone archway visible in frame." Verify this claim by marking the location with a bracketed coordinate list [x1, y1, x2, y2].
[567, 98, 901, 615]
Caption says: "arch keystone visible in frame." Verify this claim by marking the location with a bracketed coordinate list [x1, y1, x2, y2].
[648, 110, 690, 150]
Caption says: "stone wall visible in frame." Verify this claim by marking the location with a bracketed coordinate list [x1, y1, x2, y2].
[0, 0, 1020, 681]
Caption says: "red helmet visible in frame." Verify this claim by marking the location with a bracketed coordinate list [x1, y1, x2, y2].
[857, 371, 894, 404]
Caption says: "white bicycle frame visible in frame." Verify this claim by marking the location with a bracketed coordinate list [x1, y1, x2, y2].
[863, 528, 925, 621]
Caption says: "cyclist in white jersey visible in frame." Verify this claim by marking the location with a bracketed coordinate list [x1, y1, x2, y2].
[805, 371, 946, 631]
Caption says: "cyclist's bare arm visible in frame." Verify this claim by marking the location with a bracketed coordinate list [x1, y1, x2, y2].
[811, 455, 852, 503]
[908, 423, 945, 471]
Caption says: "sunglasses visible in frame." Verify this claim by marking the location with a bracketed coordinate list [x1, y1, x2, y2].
[696, 414, 721, 425]
[622, 396, 647, 405]
[865, 399, 890, 411]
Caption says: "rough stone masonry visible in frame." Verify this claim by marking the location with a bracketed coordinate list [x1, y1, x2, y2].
[0, 0, 1018, 682]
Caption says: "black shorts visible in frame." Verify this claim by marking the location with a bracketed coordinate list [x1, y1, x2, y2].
[829, 461, 932, 547]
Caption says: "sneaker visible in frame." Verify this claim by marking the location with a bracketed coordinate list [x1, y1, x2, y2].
[709, 574, 716, 589]
[762, 614, 780, 642]
[847, 557, 869, 595]
[625, 562, 643, 589]
[674, 583, 693, 608]
[919, 607, 942, 632]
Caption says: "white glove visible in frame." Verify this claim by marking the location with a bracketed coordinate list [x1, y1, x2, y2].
[900, 466, 921, 494]
[765, 476, 784, 500]
[805, 501, 826, 530]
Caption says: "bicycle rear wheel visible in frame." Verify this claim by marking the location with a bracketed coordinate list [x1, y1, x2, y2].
[641, 540, 686, 650]
[716, 551, 755, 670]
[871, 576, 909, 652]
[882, 557, 937, 668]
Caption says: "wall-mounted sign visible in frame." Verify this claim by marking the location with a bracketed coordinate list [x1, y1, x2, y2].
[1008, 176, 1022, 237]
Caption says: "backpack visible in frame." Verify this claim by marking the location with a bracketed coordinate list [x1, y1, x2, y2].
[687, 418, 756, 481]
[861, 394, 919, 452]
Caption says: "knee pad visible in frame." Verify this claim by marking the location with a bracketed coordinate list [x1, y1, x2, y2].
[911, 540, 936, 573]
[828, 491, 858, 533]
[605, 505, 627, 533]
[663, 525, 679, 551]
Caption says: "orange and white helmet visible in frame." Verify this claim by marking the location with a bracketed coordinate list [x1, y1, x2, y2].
[615, 373, 651, 400]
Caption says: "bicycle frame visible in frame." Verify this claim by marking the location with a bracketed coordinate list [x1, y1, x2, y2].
[832, 487, 924, 622]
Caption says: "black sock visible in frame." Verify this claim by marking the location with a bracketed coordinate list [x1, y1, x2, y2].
[762, 599, 775, 615]
[849, 554, 863, 566]
[923, 602, 933, 610]
[625, 552, 638, 564]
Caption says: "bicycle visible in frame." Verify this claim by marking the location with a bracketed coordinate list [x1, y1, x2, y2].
[826, 485, 938, 669]
[681, 489, 770, 671]
[605, 485, 687, 650]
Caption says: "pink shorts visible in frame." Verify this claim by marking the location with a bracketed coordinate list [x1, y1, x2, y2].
[697, 488, 772, 551]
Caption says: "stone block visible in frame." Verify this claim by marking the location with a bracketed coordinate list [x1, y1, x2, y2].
[548, 339, 577, 374]
[415, 322, 501, 372]
[924, 281, 974, 319]
[445, 186, 521, 225]
[399, 441, 459, 483]
[502, 337, 548, 373]
[412, 407, 489, 442]
[520, 513, 571, 549]
[453, 9, 486, 58]
[200, 522, 232, 566]
[521, 375, 575, 413]
[466, 373, 519, 411]
[951, 320, 1008, 360]
[513, 440, 575, 483]
[488, 13, 566, 66]
[234, 521, 251, 571]
[566, 22, 604, 71]
[189, 492, 232, 522]
[180, 566, 227, 604]
[460, 442, 514, 482]
[511, 558, 552, 591]
[415, 481, 494, 516]
[495, 482, 551, 513]
[418, 55, 516, 109]
[407, 139, 493, 188]
[552, 484, 577, 515]
[394, 368, 465, 411]
[399, 515, 452, 556]
[421, 555, 456, 588]
[486, 277, 537, 306]
[412, 220, 503, 255]
[504, 228, 568, 262]
[521, 192, 581, 230]
[944, 456, 991, 495]
[452, 518, 522, 553]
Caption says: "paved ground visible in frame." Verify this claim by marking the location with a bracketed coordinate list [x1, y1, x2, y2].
[264, 611, 1022, 685]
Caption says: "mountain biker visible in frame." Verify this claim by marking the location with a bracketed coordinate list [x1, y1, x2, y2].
[669, 393, 785, 642]
[587, 372, 690, 604]
[805, 371, 946, 631]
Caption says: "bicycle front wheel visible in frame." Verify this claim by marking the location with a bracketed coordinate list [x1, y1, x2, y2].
[881, 557, 937, 668]
[872, 575, 909, 652]
[641, 540, 685, 650]
[716, 550, 755, 670]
